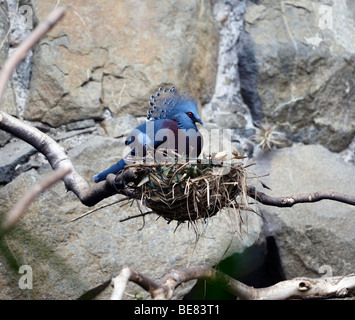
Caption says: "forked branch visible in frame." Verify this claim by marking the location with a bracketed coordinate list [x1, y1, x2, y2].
[109, 265, 355, 300]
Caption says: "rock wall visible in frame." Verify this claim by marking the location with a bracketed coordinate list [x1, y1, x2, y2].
[253, 144, 355, 280]
[245, 0, 355, 152]
[25, 0, 219, 127]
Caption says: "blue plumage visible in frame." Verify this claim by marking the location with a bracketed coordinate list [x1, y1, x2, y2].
[93, 86, 204, 183]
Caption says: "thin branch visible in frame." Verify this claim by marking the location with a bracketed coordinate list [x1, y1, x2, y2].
[106, 265, 355, 300]
[247, 186, 355, 207]
[0, 109, 139, 206]
[71, 197, 130, 222]
[0, 166, 71, 234]
[119, 211, 152, 223]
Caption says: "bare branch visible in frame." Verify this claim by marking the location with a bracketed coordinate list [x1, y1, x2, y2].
[107, 265, 355, 300]
[247, 186, 355, 208]
[110, 265, 163, 300]
[251, 274, 355, 300]
[1, 166, 72, 234]
[0, 106, 141, 207]
[161, 265, 255, 300]
[71, 197, 130, 222]
[110, 266, 132, 300]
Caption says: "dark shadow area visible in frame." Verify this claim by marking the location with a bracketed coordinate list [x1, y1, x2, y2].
[238, 30, 264, 122]
[184, 236, 286, 300]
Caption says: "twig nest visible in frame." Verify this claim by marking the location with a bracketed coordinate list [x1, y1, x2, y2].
[115, 152, 249, 224]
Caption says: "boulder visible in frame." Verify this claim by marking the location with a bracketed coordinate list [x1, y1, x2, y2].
[253, 144, 355, 279]
[245, 0, 355, 152]
[100, 114, 143, 138]
[0, 139, 37, 183]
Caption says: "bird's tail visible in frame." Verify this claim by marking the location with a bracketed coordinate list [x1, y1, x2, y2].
[92, 159, 127, 183]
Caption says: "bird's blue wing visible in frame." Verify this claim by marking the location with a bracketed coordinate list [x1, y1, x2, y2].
[93, 121, 166, 183]
[93, 118, 192, 183]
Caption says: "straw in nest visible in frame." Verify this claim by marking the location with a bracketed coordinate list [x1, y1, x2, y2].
[121, 150, 251, 224]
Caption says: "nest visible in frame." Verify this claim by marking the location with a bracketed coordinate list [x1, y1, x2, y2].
[116, 152, 250, 224]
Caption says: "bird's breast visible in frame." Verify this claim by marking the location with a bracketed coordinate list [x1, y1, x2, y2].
[156, 119, 203, 157]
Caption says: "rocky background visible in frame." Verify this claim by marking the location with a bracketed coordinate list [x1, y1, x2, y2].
[0, 0, 354, 299]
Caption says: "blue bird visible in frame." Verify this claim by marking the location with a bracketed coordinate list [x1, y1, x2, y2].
[93, 86, 205, 183]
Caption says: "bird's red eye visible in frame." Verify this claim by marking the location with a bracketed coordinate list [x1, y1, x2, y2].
[187, 112, 193, 118]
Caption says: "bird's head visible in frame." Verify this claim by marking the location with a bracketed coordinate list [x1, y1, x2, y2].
[147, 86, 205, 130]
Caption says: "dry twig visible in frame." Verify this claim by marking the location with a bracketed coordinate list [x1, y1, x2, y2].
[108, 265, 355, 300]
[247, 186, 355, 207]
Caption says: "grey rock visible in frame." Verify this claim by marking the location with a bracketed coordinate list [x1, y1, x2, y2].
[100, 114, 142, 138]
[340, 137, 355, 165]
[0, 139, 37, 183]
[253, 144, 355, 279]
[0, 1, 16, 117]
[204, 0, 254, 132]
[0, 131, 12, 147]
[245, 0, 355, 152]
[24, 0, 218, 127]
[238, 30, 264, 122]
[7, 0, 33, 118]
[66, 119, 96, 131]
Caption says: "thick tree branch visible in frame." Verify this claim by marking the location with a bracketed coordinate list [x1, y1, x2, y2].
[109, 265, 355, 300]
[247, 186, 355, 207]
[0, 110, 126, 206]
[111, 265, 163, 300]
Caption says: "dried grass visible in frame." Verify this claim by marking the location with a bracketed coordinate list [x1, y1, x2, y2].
[117, 151, 252, 226]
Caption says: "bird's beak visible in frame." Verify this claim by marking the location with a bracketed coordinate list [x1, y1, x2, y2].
[196, 118, 205, 127]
